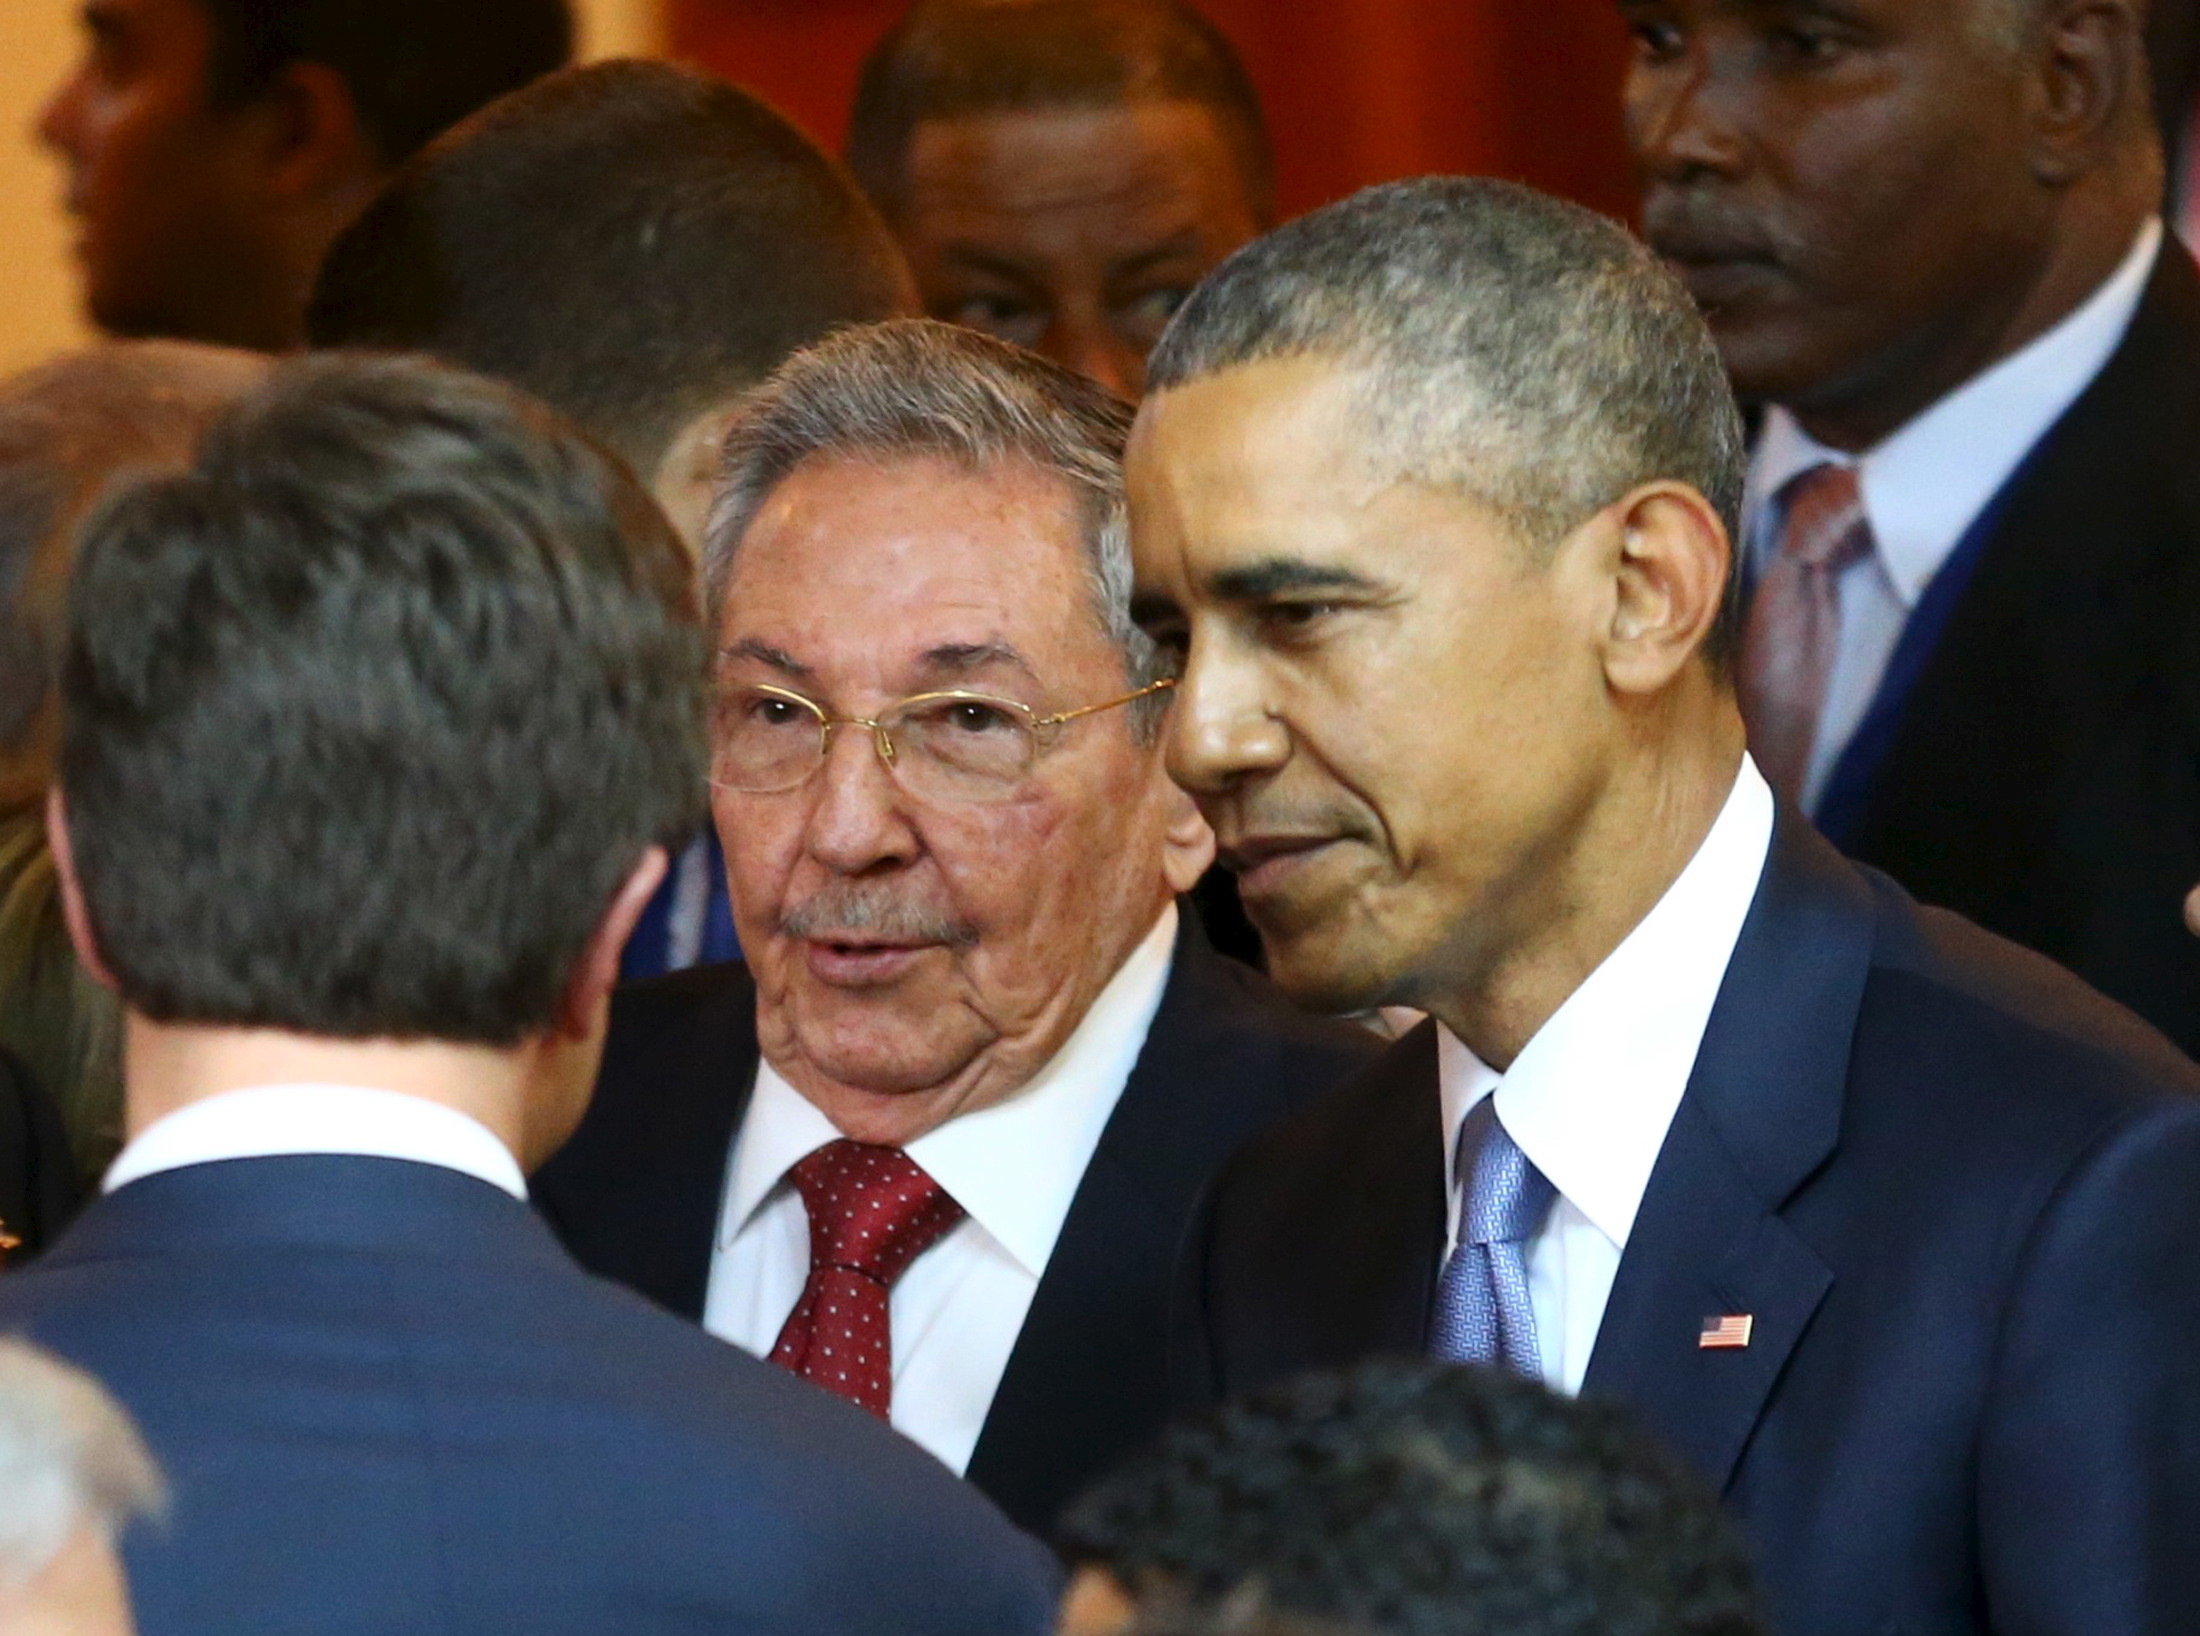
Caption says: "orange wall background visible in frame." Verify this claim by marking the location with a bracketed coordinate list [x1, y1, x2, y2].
[668, 0, 1639, 224]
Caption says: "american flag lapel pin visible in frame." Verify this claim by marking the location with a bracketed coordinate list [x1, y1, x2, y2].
[1699, 1314, 1754, 1350]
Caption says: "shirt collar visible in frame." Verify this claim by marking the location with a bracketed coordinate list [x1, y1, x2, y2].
[103, 1083, 528, 1201]
[1438, 756, 1774, 1250]
[1747, 217, 2162, 606]
[726, 904, 1179, 1277]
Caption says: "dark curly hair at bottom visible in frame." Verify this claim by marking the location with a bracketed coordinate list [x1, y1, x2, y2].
[1057, 1360, 1769, 1636]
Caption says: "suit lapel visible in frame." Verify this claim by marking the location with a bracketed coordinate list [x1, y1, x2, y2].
[966, 927, 1267, 1523]
[967, 922, 1381, 1527]
[538, 967, 761, 1320]
[1583, 815, 1873, 1492]
[1844, 246, 2200, 917]
[654, 1060, 755, 1319]
[1211, 1021, 1446, 1387]
[1322, 1024, 1447, 1358]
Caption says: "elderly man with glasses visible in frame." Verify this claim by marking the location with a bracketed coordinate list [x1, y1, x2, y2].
[534, 319, 1374, 1534]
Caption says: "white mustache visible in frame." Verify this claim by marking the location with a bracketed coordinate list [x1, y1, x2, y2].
[780, 882, 976, 948]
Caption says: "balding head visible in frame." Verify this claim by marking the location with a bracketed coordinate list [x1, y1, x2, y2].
[0, 341, 267, 811]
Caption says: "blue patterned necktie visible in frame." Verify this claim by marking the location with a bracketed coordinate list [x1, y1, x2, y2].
[1429, 1097, 1556, 1377]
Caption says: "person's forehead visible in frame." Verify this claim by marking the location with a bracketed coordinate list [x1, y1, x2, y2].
[1134, 357, 1381, 534]
[1132, 357, 1524, 593]
[903, 102, 1255, 244]
[723, 454, 1103, 666]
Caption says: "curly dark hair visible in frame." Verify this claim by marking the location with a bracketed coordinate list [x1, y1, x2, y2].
[1057, 1361, 1770, 1636]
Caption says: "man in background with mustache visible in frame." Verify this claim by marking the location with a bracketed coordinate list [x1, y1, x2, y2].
[533, 320, 1374, 1535]
[1623, 0, 2200, 1053]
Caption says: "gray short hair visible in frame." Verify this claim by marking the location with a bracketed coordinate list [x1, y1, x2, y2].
[0, 1340, 163, 1589]
[0, 342, 266, 798]
[1147, 177, 1749, 669]
[705, 319, 1166, 724]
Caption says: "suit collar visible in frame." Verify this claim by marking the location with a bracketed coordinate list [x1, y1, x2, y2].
[48, 1152, 560, 1267]
[104, 1083, 527, 1203]
[1583, 810, 1875, 1490]
[1445, 757, 1774, 1254]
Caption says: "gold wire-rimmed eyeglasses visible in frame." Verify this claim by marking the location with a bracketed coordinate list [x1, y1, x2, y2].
[709, 676, 1177, 802]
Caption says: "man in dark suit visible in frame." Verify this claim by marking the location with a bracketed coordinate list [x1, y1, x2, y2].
[1129, 178, 2200, 1636]
[0, 353, 1058, 1636]
[1624, 0, 2200, 1052]
[536, 320, 1374, 1535]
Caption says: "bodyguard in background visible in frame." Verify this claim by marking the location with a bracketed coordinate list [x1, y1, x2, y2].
[0, 354, 1056, 1636]
[1138, 178, 2200, 1636]
[1624, 0, 2200, 1051]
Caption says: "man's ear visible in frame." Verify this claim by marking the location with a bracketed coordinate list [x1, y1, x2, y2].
[249, 60, 384, 202]
[44, 787, 120, 992]
[1158, 775, 1218, 896]
[549, 846, 670, 1043]
[1590, 481, 1732, 698]
[2027, 0, 2148, 184]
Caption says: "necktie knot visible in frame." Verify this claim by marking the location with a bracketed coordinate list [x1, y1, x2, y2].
[785, 1140, 964, 1287]
[1430, 1098, 1553, 1379]
[1776, 462, 1870, 572]
[1456, 1098, 1554, 1248]
[770, 1140, 964, 1419]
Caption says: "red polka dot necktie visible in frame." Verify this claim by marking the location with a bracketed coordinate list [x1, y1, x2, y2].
[767, 1140, 966, 1419]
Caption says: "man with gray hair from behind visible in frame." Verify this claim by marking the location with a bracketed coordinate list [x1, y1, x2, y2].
[535, 318, 1375, 1535]
[0, 1338, 161, 1636]
[1139, 176, 2200, 1636]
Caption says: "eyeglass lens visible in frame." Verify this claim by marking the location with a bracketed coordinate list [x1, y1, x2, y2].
[711, 686, 1041, 799]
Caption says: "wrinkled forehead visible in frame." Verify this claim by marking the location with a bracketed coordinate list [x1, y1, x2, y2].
[720, 452, 1115, 695]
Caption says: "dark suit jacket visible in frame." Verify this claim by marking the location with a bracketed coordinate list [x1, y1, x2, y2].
[1818, 242, 2200, 1054]
[1181, 814, 2200, 1636]
[0, 1154, 1058, 1636]
[0, 1046, 77, 1268]
[536, 915, 1378, 1533]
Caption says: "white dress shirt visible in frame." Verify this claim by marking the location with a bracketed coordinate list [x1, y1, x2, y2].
[703, 904, 1178, 1475]
[1743, 218, 2162, 813]
[1438, 757, 1774, 1396]
[104, 1082, 528, 1200]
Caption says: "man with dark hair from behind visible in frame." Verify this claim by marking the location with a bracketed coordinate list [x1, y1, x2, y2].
[309, 58, 921, 977]
[1056, 1361, 1768, 1636]
[37, 0, 573, 353]
[848, 0, 1273, 402]
[310, 59, 916, 553]
[0, 353, 1057, 1636]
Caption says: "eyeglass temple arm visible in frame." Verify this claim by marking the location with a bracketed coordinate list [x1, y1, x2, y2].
[1033, 676, 1178, 729]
